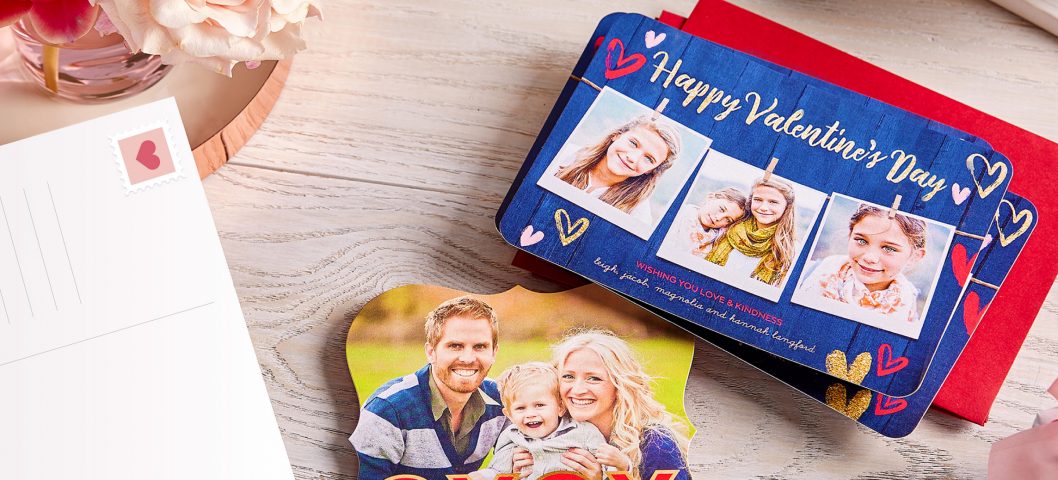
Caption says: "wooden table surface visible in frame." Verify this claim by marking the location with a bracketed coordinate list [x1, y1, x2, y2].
[203, 1, 1058, 478]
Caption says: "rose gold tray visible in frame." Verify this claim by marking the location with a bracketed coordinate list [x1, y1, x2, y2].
[0, 27, 290, 178]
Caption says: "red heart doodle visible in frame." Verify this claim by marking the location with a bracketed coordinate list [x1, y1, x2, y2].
[594, 35, 604, 50]
[604, 38, 646, 80]
[874, 394, 908, 416]
[963, 291, 988, 334]
[136, 140, 161, 170]
[950, 243, 977, 287]
[876, 343, 909, 377]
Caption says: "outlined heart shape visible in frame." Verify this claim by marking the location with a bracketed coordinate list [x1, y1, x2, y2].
[604, 38, 646, 80]
[825, 384, 872, 420]
[136, 140, 161, 170]
[520, 225, 544, 246]
[963, 291, 987, 334]
[825, 350, 872, 384]
[644, 30, 666, 48]
[874, 394, 908, 416]
[995, 199, 1033, 247]
[554, 209, 589, 246]
[966, 153, 1008, 199]
[950, 243, 977, 287]
[876, 343, 909, 377]
[951, 183, 970, 205]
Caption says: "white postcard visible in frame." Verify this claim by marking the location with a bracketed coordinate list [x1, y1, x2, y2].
[0, 99, 293, 479]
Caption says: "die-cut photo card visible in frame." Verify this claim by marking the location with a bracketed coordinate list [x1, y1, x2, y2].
[657, 150, 827, 301]
[496, 12, 1013, 399]
[346, 284, 697, 479]
[536, 87, 711, 240]
[791, 193, 955, 339]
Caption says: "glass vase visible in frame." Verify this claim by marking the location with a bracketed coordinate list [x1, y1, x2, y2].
[11, 18, 173, 102]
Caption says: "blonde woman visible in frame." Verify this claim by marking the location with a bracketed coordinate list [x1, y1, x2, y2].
[706, 177, 797, 286]
[513, 329, 690, 480]
[555, 115, 682, 225]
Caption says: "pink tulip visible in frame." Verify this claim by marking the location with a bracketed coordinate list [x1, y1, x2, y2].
[0, 0, 100, 45]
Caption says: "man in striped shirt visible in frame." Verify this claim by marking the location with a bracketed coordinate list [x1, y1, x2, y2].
[350, 297, 506, 480]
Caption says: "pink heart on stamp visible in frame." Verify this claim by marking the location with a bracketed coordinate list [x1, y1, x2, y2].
[951, 183, 971, 205]
[136, 140, 161, 170]
[645, 30, 666, 48]
[520, 225, 544, 247]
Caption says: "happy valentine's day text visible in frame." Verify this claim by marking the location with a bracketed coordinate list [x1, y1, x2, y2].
[649, 51, 954, 201]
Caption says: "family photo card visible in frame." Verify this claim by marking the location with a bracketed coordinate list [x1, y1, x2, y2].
[346, 284, 696, 479]
[497, 13, 1014, 399]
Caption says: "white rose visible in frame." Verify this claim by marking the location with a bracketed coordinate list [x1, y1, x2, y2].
[94, 0, 321, 76]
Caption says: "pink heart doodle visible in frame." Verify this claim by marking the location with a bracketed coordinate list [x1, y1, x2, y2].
[875, 343, 909, 377]
[520, 225, 544, 247]
[951, 183, 971, 205]
[604, 38, 646, 80]
[963, 291, 987, 334]
[950, 243, 977, 287]
[136, 140, 161, 170]
[874, 395, 908, 416]
[645, 30, 666, 48]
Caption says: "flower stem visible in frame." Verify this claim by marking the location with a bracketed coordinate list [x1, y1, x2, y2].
[43, 44, 59, 93]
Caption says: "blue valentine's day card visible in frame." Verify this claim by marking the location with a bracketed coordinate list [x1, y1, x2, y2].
[496, 13, 1015, 399]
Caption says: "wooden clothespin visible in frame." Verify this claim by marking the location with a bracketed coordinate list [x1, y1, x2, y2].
[762, 157, 779, 183]
[651, 98, 669, 120]
[888, 195, 903, 219]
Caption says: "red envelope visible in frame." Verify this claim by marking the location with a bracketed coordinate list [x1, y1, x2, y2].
[675, 1, 1056, 425]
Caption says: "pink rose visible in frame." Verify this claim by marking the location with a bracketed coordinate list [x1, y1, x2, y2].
[94, 0, 321, 75]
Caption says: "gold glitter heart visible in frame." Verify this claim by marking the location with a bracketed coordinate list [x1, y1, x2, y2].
[995, 199, 1033, 248]
[554, 209, 589, 246]
[825, 350, 872, 384]
[966, 153, 1008, 199]
[825, 384, 872, 420]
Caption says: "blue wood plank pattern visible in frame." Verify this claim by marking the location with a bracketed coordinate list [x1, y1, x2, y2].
[497, 13, 1016, 399]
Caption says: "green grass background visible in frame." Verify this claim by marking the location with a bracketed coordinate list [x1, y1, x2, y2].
[348, 338, 695, 436]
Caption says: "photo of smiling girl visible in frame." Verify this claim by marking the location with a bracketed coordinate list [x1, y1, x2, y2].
[792, 194, 954, 339]
[537, 87, 712, 240]
[554, 115, 680, 225]
[658, 151, 827, 302]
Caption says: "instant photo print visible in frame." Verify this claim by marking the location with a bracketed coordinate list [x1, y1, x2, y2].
[657, 150, 827, 301]
[537, 87, 711, 240]
[792, 193, 956, 339]
[346, 285, 697, 479]
[496, 12, 1015, 403]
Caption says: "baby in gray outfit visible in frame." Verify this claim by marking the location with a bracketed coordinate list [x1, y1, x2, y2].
[473, 362, 606, 480]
